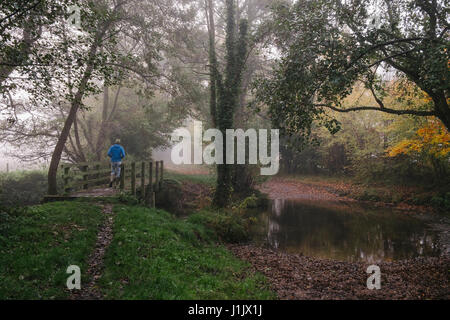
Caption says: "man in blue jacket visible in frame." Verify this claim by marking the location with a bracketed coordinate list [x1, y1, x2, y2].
[108, 139, 126, 188]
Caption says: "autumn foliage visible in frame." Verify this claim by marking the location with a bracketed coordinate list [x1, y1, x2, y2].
[387, 119, 450, 159]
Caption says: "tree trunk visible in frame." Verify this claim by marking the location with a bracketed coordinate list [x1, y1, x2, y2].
[94, 85, 110, 160]
[47, 27, 108, 194]
[73, 114, 86, 162]
[432, 92, 450, 131]
[213, 0, 248, 207]
[206, 0, 217, 127]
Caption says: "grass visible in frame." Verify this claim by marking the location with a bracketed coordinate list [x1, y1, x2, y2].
[0, 171, 276, 301]
[0, 201, 104, 299]
[99, 205, 275, 299]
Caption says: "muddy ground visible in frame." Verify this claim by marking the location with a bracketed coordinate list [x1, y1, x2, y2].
[258, 177, 435, 213]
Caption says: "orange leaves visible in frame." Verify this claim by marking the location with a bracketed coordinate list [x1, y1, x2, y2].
[387, 139, 415, 157]
[387, 119, 450, 158]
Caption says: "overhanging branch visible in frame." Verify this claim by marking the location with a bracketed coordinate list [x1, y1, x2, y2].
[315, 104, 436, 117]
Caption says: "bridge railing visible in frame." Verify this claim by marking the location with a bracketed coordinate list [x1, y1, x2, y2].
[60, 161, 164, 204]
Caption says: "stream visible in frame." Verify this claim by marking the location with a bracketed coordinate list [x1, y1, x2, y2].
[252, 198, 448, 263]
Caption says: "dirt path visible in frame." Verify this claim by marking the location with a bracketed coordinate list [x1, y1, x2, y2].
[70, 204, 115, 300]
[258, 177, 436, 213]
[73, 187, 118, 198]
[258, 178, 346, 201]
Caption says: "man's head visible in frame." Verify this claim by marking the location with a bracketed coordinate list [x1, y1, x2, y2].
[115, 138, 121, 144]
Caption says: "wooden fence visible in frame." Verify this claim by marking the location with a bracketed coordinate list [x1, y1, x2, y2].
[60, 160, 164, 205]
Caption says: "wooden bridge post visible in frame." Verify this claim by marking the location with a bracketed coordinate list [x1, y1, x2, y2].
[120, 163, 125, 190]
[94, 164, 100, 186]
[149, 161, 153, 190]
[82, 165, 89, 190]
[160, 160, 164, 189]
[155, 161, 159, 192]
[131, 162, 136, 195]
[147, 161, 153, 207]
[141, 162, 146, 199]
[63, 165, 71, 194]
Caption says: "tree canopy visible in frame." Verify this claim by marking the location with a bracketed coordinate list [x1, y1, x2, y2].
[254, 0, 449, 138]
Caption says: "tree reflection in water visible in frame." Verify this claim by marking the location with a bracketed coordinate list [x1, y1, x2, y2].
[264, 199, 441, 263]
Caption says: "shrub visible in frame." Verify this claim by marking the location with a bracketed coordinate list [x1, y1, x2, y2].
[188, 210, 252, 243]
[430, 196, 444, 208]
[444, 192, 450, 210]
[238, 195, 259, 210]
[356, 189, 381, 202]
[0, 170, 61, 207]
[430, 193, 450, 210]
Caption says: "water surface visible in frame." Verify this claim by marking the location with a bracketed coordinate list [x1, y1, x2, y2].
[254, 199, 442, 263]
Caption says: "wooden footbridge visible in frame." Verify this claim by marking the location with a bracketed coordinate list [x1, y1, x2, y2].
[44, 160, 164, 206]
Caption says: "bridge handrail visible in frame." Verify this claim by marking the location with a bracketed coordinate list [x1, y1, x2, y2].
[60, 160, 164, 207]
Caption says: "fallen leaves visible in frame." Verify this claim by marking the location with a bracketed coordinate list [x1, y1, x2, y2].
[228, 244, 450, 300]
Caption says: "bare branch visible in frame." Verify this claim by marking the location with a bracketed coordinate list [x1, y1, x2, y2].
[316, 104, 436, 117]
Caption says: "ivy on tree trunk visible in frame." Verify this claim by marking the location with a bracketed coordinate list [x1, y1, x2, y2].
[208, 0, 248, 207]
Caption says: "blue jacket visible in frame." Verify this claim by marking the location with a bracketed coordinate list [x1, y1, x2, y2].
[108, 144, 125, 162]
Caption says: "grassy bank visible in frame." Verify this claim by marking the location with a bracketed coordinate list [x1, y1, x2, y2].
[0, 199, 275, 300]
[99, 205, 274, 299]
[0, 201, 104, 299]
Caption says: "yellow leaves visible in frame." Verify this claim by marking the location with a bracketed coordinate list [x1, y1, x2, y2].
[438, 147, 450, 157]
[421, 92, 433, 104]
[387, 139, 415, 157]
[387, 119, 450, 159]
